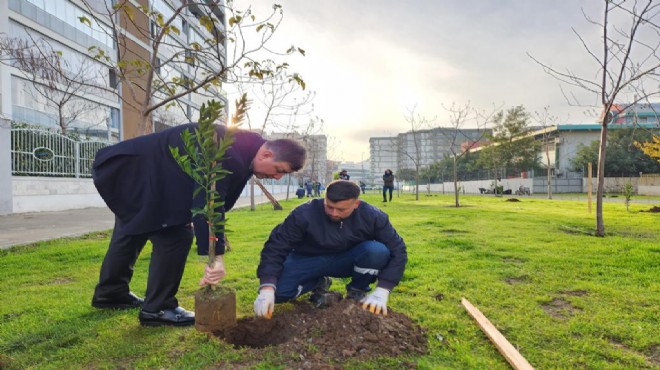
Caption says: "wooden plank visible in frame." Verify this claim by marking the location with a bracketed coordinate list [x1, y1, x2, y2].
[461, 298, 534, 370]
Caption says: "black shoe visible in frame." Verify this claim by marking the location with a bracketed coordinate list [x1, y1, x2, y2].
[139, 306, 195, 327]
[313, 276, 332, 293]
[346, 288, 366, 302]
[309, 277, 334, 308]
[382, 199, 387, 202]
[92, 292, 144, 309]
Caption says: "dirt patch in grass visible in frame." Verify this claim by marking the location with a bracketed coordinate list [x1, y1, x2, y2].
[558, 225, 593, 236]
[49, 277, 75, 285]
[504, 275, 530, 285]
[506, 198, 521, 202]
[559, 289, 588, 297]
[541, 297, 582, 319]
[646, 344, 660, 366]
[441, 228, 468, 235]
[0, 354, 12, 369]
[606, 337, 660, 367]
[644, 206, 660, 213]
[215, 299, 428, 368]
[502, 257, 526, 264]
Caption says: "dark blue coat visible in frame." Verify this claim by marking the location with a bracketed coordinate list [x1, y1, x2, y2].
[257, 199, 407, 290]
[92, 123, 265, 254]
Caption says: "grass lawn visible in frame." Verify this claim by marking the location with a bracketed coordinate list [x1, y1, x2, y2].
[1, 193, 658, 369]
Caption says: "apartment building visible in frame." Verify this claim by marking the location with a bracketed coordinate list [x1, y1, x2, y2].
[370, 127, 486, 184]
[1, 0, 122, 138]
[0, 0, 227, 140]
[268, 131, 328, 185]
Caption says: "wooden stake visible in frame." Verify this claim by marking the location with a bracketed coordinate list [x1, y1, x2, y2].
[461, 298, 534, 370]
[588, 162, 592, 213]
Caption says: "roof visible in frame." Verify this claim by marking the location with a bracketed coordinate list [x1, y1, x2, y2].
[557, 123, 659, 131]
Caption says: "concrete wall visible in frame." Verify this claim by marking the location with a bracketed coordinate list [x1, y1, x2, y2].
[11, 177, 295, 214]
[0, 119, 12, 215]
[402, 176, 660, 196]
[636, 176, 660, 196]
[402, 178, 534, 194]
[12, 177, 106, 213]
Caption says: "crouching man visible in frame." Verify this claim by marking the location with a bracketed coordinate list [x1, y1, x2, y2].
[253, 180, 407, 318]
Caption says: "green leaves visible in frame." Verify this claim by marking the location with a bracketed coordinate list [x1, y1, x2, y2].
[78, 16, 91, 27]
[169, 100, 235, 263]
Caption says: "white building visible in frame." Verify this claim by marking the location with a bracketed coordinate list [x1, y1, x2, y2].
[370, 127, 485, 185]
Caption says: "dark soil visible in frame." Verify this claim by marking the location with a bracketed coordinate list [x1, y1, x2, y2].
[541, 297, 582, 319]
[506, 198, 521, 202]
[213, 299, 428, 369]
[646, 206, 660, 213]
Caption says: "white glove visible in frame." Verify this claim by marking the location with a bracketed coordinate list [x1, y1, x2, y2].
[253, 289, 275, 319]
[361, 287, 390, 316]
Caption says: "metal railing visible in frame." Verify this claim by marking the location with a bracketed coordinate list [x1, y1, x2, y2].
[11, 128, 110, 178]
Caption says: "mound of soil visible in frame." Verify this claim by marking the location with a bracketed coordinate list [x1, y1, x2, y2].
[215, 299, 428, 368]
[506, 198, 521, 202]
[646, 206, 660, 213]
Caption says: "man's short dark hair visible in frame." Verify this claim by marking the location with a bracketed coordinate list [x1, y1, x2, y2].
[326, 180, 360, 202]
[266, 139, 306, 171]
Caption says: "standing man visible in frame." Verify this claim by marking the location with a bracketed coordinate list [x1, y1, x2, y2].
[253, 180, 407, 318]
[382, 169, 395, 202]
[338, 169, 350, 180]
[91, 123, 306, 327]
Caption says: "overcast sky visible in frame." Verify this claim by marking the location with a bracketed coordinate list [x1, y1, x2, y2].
[226, 1, 651, 162]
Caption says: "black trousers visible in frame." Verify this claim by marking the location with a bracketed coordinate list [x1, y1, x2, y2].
[93, 217, 193, 312]
[383, 185, 393, 201]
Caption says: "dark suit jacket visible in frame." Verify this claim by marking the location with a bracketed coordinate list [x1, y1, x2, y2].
[92, 123, 265, 255]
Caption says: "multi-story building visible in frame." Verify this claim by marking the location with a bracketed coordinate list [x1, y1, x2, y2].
[1, 0, 122, 139]
[268, 131, 328, 185]
[0, 0, 227, 140]
[339, 160, 371, 185]
[370, 127, 486, 184]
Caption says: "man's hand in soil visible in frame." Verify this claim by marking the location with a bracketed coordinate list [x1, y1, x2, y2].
[254, 287, 275, 319]
[362, 287, 390, 316]
[199, 255, 226, 286]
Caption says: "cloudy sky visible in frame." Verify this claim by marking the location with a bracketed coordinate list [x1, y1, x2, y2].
[226, 1, 645, 161]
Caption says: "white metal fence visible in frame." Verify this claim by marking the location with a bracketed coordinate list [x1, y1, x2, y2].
[11, 128, 110, 178]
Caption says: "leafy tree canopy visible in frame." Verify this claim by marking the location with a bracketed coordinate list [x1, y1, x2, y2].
[635, 135, 660, 164]
[571, 128, 660, 176]
[477, 105, 540, 171]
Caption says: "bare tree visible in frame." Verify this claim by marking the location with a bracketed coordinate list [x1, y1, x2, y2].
[402, 106, 435, 201]
[78, 0, 305, 136]
[529, 0, 660, 236]
[533, 106, 562, 199]
[442, 102, 493, 207]
[235, 65, 316, 210]
[0, 36, 106, 134]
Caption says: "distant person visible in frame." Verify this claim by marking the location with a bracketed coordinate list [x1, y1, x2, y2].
[339, 169, 350, 180]
[313, 181, 321, 197]
[90, 123, 306, 327]
[359, 180, 366, 194]
[253, 180, 407, 318]
[382, 169, 395, 202]
[295, 185, 305, 199]
[305, 181, 313, 197]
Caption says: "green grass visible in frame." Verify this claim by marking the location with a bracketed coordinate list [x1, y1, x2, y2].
[1, 194, 658, 369]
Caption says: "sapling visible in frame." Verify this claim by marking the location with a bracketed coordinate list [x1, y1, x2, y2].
[623, 181, 634, 212]
[168, 95, 249, 332]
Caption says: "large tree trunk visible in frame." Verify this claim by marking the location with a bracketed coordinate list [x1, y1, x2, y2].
[595, 124, 608, 237]
[254, 177, 283, 210]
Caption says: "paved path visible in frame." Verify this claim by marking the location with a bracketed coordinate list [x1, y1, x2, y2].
[0, 193, 290, 250]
